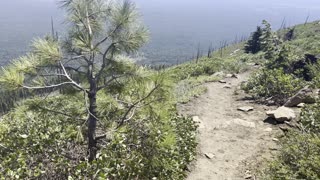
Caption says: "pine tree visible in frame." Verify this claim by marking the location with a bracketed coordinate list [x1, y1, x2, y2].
[259, 20, 282, 60]
[0, 0, 151, 161]
[244, 26, 262, 54]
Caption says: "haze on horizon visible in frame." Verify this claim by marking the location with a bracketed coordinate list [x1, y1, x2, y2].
[0, 0, 320, 65]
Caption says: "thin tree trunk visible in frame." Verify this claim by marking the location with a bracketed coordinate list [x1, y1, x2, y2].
[88, 79, 98, 162]
[87, 60, 98, 161]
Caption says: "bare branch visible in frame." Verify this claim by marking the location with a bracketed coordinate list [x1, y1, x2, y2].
[22, 82, 75, 90]
[22, 62, 87, 92]
[59, 61, 88, 92]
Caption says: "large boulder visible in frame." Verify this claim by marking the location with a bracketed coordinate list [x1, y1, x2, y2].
[266, 106, 296, 123]
[284, 86, 318, 107]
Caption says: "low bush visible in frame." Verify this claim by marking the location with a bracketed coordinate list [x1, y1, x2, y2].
[242, 68, 305, 104]
[263, 132, 320, 180]
[0, 69, 198, 179]
[0, 93, 198, 179]
[167, 57, 224, 81]
[263, 102, 320, 180]
[309, 61, 320, 88]
[300, 102, 320, 134]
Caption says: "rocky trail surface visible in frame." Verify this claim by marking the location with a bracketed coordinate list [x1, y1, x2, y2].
[178, 72, 281, 180]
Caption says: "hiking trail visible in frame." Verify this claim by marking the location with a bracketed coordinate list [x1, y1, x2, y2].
[178, 71, 280, 180]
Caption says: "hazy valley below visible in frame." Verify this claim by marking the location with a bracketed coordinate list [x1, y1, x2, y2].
[0, 0, 320, 66]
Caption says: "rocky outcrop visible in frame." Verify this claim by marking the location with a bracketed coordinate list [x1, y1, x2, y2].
[284, 86, 318, 107]
[266, 106, 296, 122]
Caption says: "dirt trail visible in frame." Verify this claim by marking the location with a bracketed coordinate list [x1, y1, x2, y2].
[178, 72, 279, 180]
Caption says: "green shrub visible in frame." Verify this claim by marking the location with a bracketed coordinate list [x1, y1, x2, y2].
[265, 44, 300, 72]
[242, 68, 305, 104]
[301, 102, 320, 134]
[263, 132, 320, 180]
[167, 57, 223, 81]
[0, 91, 197, 179]
[309, 61, 320, 88]
[263, 103, 320, 180]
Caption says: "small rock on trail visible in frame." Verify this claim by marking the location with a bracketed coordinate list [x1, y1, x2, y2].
[204, 153, 215, 159]
[232, 118, 256, 128]
[237, 106, 254, 112]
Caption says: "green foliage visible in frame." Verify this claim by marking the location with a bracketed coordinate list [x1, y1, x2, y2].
[0, 0, 200, 177]
[301, 102, 320, 134]
[241, 21, 319, 105]
[0, 38, 63, 90]
[242, 68, 305, 104]
[32, 37, 62, 63]
[309, 60, 320, 88]
[244, 26, 263, 54]
[63, 0, 149, 55]
[265, 44, 301, 72]
[242, 20, 320, 179]
[260, 20, 282, 60]
[0, 80, 198, 179]
[263, 102, 320, 180]
[0, 95, 86, 179]
[166, 54, 247, 103]
[167, 57, 223, 81]
[263, 132, 320, 180]
[174, 76, 212, 104]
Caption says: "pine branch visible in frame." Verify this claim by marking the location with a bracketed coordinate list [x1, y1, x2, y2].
[93, 22, 124, 49]
[96, 43, 116, 82]
[97, 74, 128, 91]
[116, 83, 161, 129]
[35, 104, 86, 122]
